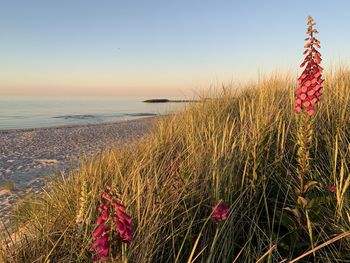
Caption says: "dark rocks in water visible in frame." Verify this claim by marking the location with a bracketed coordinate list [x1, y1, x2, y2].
[126, 113, 158, 117]
[143, 99, 170, 103]
[143, 99, 197, 103]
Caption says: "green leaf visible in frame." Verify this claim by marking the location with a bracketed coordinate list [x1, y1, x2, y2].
[306, 197, 318, 210]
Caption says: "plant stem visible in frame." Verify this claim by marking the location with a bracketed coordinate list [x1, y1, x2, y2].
[297, 113, 312, 195]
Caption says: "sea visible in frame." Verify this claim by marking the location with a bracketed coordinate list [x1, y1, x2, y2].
[0, 96, 187, 130]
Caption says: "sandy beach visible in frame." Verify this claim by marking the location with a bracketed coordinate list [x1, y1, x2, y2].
[0, 117, 156, 225]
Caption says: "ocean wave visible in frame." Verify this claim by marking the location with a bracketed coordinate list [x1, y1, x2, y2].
[53, 114, 97, 120]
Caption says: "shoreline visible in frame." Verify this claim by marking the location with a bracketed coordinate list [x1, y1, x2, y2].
[0, 115, 158, 134]
[0, 116, 157, 226]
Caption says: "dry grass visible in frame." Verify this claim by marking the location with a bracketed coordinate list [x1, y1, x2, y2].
[1, 181, 16, 192]
[1, 68, 350, 262]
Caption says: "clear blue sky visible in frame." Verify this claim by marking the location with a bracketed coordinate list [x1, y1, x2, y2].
[0, 0, 349, 96]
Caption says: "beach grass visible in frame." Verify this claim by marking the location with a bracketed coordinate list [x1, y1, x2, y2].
[0, 181, 16, 192]
[1, 68, 350, 262]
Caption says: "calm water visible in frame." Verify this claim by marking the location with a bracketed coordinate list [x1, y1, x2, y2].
[0, 96, 187, 130]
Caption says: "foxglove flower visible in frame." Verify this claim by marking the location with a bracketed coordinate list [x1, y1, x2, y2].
[212, 203, 229, 222]
[295, 16, 324, 115]
[102, 193, 133, 244]
[91, 191, 132, 261]
[328, 185, 336, 193]
[91, 205, 110, 261]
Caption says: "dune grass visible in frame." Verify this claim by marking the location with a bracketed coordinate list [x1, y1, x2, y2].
[0, 180, 16, 192]
[1, 68, 350, 262]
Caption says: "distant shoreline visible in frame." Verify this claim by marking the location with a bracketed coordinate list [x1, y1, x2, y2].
[0, 115, 158, 134]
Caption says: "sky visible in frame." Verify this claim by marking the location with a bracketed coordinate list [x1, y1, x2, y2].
[0, 0, 350, 96]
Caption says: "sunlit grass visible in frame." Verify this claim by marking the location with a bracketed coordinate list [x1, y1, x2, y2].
[1, 67, 350, 262]
[0, 180, 16, 192]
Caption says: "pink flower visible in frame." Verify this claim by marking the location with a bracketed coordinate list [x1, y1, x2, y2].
[295, 16, 323, 115]
[92, 224, 109, 239]
[100, 193, 133, 243]
[108, 198, 133, 244]
[91, 228, 110, 261]
[96, 207, 109, 225]
[115, 205, 133, 244]
[91, 234, 109, 250]
[328, 185, 336, 193]
[212, 203, 229, 222]
[91, 191, 133, 261]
